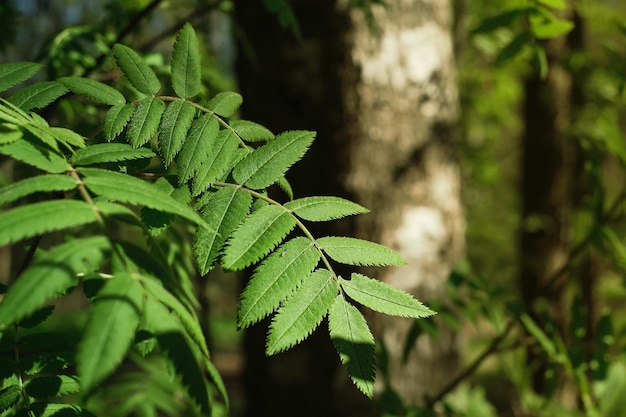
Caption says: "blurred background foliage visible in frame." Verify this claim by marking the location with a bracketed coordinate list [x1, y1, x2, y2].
[2, 0, 626, 416]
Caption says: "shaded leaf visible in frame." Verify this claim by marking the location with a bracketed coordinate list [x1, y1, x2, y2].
[317, 236, 406, 267]
[58, 77, 125, 106]
[340, 273, 435, 318]
[267, 269, 337, 354]
[127, 96, 165, 148]
[24, 375, 80, 399]
[158, 99, 196, 164]
[171, 23, 201, 98]
[471, 9, 524, 34]
[328, 295, 375, 397]
[103, 103, 134, 141]
[0, 123, 22, 146]
[0, 62, 41, 93]
[19, 305, 55, 328]
[71, 143, 155, 166]
[223, 204, 297, 271]
[112, 43, 161, 95]
[0, 174, 76, 207]
[285, 196, 368, 221]
[232, 130, 315, 189]
[191, 129, 239, 195]
[20, 352, 74, 375]
[0, 385, 19, 412]
[28, 402, 95, 417]
[239, 237, 321, 328]
[177, 115, 219, 184]
[7, 81, 68, 112]
[78, 273, 143, 394]
[495, 31, 532, 65]
[193, 186, 252, 275]
[206, 92, 242, 118]
[0, 139, 68, 173]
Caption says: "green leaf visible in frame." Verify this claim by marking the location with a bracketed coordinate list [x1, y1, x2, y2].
[0, 62, 41, 93]
[267, 269, 337, 355]
[112, 43, 161, 95]
[520, 313, 557, 357]
[7, 81, 68, 112]
[177, 114, 219, 185]
[58, 76, 125, 105]
[340, 273, 435, 318]
[78, 273, 143, 394]
[72, 142, 155, 166]
[103, 103, 134, 141]
[495, 31, 532, 65]
[0, 200, 99, 247]
[536, 0, 567, 10]
[0, 123, 22, 146]
[285, 196, 369, 221]
[50, 127, 85, 149]
[193, 186, 252, 275]
[28, 402, 95, 417]
[0, 139, 68, 173]
[206, 92, 242, 118]
[317, 236, 406, 267]
[143, 298, 212, 416]
[24, 375, 80, 399]
[79, 167, 207, 228]
[223, 204, 297, 271]
[471, 9, 524, 34]
[127, 96, 165, 148]
[158, 100, 196, 164]
[19, 305, 55, 328]
[233, 130, 315, 189]
[532, 19, 574, 39]
[238, 237, 321, 328]
[171, 23, 201, 99]
[0, 174, 76, 207]
[191, 129, 239, 195]
[277, 176, 293, 200]
[231, 120, 274, 142]
[328, 295, 375, 398]
[20, 352, 74, 375]
[0, 385, 19, 412]
[139, 276, 209, 358]
[0, 237, 109, 326]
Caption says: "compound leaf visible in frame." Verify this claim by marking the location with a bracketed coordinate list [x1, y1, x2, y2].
[171, 23, 201, 99]
[328, 295, 375, 398]
[158, 99, 195, 165]
[127, 96, 165, 148]
[317, 236, 406, 267]
[232, 130, 315, 190]
[193, 186, 252, 275]
[112, 43, 161, 95]
[0, 62, 41, 93]
[285, 196, 368, 221]
[58, 77, 125, 106]
[71, 143, 155, 166]
[340, 273, 435, 318]
[177, 114, 219, 185]
[103, 103, 134, 141]
[267, 268, 337, 355]
[0, 174, 77, 207]
[191, 129, 239, 195]
[222, 204, 297, 271]
[206, 92, 242, 118]
[238, 237, 320, 328]
[0, 200, 98, 247]
[7, 81, 68, 112]
[0, 237, 109, 326]
[78, 273, 143, 394]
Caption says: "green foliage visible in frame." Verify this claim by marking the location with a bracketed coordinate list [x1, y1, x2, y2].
[0, 23, 433, 416]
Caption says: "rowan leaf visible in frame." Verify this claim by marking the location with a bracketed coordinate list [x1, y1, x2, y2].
[71, 143, 155, 166]
[7, 81, 68, 112]
[0, 237, 109, 326]
[285, 196, 369, 221]
[112, 43, 161, 95]
[171, 23, 201, 99]
[127, 96, 165, 148]
[222, 204, 297, 271]
[317, 236, 406, 267]
[267, 268, 337, 355]
[231, 120, 274, 142]
[232, 130, 315, 189]
[103, 103, 134, 141]
[78, 273, 143, 394]
[238, 237, 321, 328]
[340, 273, 435, 318]
[0, 174, 77, 207]
[177, 114, 219, 185]
[206, 92, 242, 118]
[193, 186, 252, 275]
[24, 375, 80, 399]
[0, 200, 99, 247]
[0, 385, 19, 412]
[191, 129, 239, 195]
[58, 76, 125, 106]
[158, 99, 196, 164]
[328, 295, 375, 398]
[0, 139, 68, 173]
[79, 167, 208, 229]
[0, 62, 41, 93]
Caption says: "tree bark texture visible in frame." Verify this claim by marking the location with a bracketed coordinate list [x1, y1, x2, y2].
[234, 0, 463, 413]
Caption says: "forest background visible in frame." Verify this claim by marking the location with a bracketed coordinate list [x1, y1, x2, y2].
[1, 0, 626, 416]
